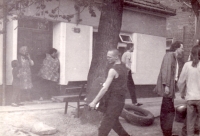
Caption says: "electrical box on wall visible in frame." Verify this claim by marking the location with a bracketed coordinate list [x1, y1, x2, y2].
[73, 27, 81, 33]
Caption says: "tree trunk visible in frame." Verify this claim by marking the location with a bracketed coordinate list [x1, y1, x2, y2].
[86, 0, 124, 98]
[81, 0, 124, 123]
[190, 0, 200, 43]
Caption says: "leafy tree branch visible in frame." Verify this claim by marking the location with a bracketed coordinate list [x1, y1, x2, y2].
[1, 0, 99, 23]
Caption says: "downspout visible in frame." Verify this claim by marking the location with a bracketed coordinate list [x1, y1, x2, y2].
[2, 0, 7, 106]
[195, 15, 200, 43]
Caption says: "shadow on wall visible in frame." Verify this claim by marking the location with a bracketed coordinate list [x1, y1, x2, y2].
[125, 85, 159, 99]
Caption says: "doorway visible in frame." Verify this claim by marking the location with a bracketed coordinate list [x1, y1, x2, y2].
[17, 18, 53, 98]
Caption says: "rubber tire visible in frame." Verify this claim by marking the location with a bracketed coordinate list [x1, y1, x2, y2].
[175, 104, 187, 123]
[120, 104, 154, 126]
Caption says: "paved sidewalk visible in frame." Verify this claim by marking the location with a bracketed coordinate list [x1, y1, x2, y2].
[0, 102, 66, 112]
[0, 93, 186, 118]
[135, 93, 186, 117]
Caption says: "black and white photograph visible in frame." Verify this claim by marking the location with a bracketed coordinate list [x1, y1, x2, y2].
[0, 0, 200, 136]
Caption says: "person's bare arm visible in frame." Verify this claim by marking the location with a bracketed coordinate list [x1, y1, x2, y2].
[125, 55, 131, 70]
[27, 54, 34, 66]
[177, 63, 188, 99]
[89, 69, 117, 108]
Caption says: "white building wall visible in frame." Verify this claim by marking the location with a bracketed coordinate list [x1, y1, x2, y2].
[6, 18, 18, 85]
[64, 23, 93, 83]
[132, 33, 166, 85]
[4, 0, 169, 86]
[0, 19, 3, 85]
[53, 22, 67, 85]
[53, 22, 92, 85]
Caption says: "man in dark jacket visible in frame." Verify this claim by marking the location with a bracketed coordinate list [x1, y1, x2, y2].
[154, 41, 184, 136]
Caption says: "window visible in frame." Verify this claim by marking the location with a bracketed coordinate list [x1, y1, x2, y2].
[119, 34, 133, 43]
[118, 33, 133, 55]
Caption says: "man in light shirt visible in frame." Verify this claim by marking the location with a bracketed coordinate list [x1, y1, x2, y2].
[178, 45, 200, 136]
[121, 43, 142, 106]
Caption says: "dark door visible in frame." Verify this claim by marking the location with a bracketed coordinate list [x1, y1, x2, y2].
[17, 19, 53, 97]
[18, 19, 52, 76]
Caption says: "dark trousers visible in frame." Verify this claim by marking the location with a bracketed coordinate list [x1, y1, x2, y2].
[98, 94, 130, 136]
[127, 70, 137, 104]
[12, 86, 21, 104]
[160, 97, 175, 136]
[40, 79, 59, 99]
[21, 89, 32, 101]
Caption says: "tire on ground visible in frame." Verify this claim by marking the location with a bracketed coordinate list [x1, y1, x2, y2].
[120, 104, 154, 126]
[175, 104, 187, 123]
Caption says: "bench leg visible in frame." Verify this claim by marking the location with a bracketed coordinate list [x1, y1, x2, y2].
[77, 101, 80, 118]
[65, 102, 68, 114]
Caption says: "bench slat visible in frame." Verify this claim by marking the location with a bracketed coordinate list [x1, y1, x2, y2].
[52, 94, 86, 102]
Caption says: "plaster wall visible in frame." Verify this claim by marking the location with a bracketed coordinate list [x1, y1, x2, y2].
[160, 0, 195, 61]
[5, 0, 169, 85]
[24, 0, 167, 37]
[0, 19, 3, 85]
[53, 22, 92, 85]
[121, 10, 167, 37]
[132, 33, 166, 85]
[6, 19, 18, 85]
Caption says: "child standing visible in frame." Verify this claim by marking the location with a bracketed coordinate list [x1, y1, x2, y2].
[11, 60, 21, 107]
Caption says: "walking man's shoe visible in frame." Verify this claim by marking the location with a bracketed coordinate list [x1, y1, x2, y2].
[134, 103, 143, 106]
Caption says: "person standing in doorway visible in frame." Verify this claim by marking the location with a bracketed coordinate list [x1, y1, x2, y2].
[121, 43, 142, 106]
[178, 45, 200, 136]
[11, 60, 21, 106]
[18, 46, 34, 102]
[154, 41, 184, 136]
[89, 49, 131, 136]
[38, 48, 60, 100]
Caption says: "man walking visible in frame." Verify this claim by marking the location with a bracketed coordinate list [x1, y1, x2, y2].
[154, 41, 184, 136]
[121, 43, 142, 106]
[89, 49, 131, 136]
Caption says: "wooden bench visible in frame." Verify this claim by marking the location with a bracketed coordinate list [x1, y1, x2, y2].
[52, 84, 87, 117]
